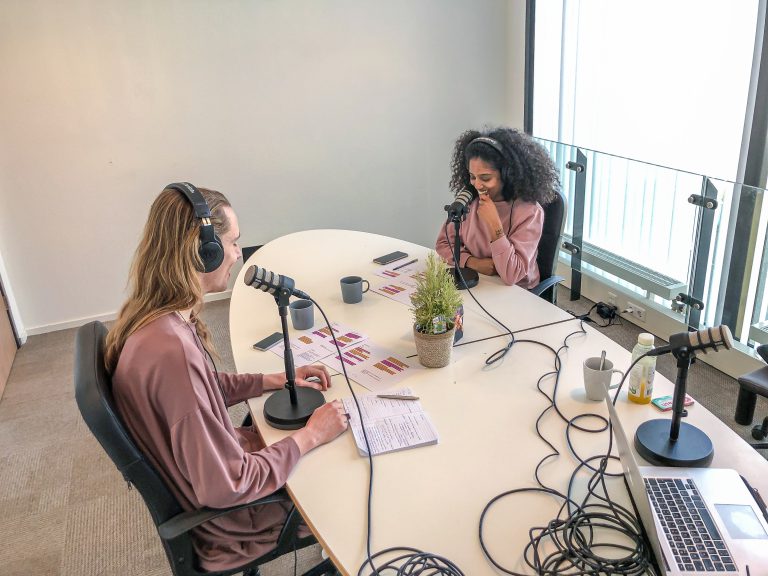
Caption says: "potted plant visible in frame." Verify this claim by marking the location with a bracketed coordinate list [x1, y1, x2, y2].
[410, 252, 464, 368]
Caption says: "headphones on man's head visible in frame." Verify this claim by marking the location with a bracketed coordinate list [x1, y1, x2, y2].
[165, 182, 224, 273]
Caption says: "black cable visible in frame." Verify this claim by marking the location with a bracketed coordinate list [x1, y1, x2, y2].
[443, 219, 516, 365]
[441, 216, 656, 571]
[304, 228, 655, 575]
[293, 539, 298, 576]
[453, 313, 591, 350]
[309, 298, 466, 575]
[309, 298, 378, 572]
[477, 324, 659, 575]
[358, 547, 465, 576]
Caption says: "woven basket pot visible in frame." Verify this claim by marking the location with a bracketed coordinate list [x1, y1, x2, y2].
[413, 324, 456, 368]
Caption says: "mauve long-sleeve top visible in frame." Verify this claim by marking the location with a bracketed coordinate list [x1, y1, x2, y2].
[435, 198, 544, 289]
[112, 313, 300, 571]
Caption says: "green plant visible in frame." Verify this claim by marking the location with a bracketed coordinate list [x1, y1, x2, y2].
[410, 252, 463, 334]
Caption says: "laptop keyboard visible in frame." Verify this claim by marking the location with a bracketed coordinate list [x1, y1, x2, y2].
[645, 477, 737, 573]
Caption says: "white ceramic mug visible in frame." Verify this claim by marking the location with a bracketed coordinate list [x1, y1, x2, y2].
[583, 357, 624, 401]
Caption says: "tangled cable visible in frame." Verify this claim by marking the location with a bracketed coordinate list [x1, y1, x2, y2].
[308, 223, 656, 574]
[477, 324, 658, 575]
[358, 547, 465, 576]
[311, 300, 466, 575]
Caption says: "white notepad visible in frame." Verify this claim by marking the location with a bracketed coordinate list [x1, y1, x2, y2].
[341, 388, 439, 456]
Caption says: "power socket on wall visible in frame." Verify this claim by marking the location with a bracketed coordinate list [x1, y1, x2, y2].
[626, 300, 646, 322]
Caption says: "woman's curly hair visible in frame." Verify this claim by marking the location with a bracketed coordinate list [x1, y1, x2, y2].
[448, 127, 560, 205]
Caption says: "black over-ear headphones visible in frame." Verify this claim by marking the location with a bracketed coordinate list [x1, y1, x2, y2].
[469, 136, 504, 155]
[165, 182, 225, 273]
[468, 134, 525, 201]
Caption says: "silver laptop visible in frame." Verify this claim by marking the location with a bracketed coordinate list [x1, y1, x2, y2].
[603, 389, 768, 575]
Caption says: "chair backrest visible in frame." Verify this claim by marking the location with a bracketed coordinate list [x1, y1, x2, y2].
[535, 187, 567, 297]
[73, 321, 200, 576]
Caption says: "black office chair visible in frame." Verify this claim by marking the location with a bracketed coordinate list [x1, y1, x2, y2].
[735, 343, 768, 450]
[73, 320, 336, 576]
[530, 187, 567, 303]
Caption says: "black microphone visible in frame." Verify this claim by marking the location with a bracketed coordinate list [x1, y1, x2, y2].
[648, 325, 733, 357]
[243, 265, 310, 300]
[444, 188, 478, 219]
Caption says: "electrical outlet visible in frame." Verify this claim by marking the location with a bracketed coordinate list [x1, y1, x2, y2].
[607, 292, 617, 307]
[626, 300, 646, 322]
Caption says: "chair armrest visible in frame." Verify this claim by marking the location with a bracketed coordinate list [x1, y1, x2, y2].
[157, 489, 291, 540]
[530, 275, 564, 297]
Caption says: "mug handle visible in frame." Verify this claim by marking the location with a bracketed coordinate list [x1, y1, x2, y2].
[362, 280, 370, 293]
[608, 370, 624, 389]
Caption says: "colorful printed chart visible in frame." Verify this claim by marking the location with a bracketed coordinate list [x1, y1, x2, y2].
[372, 260, 426, 305]
[373, 260, 425, 282]
[321, 342, 414, 392]
[269, 341, 332, 368]
[309, 323, 368, 353]
[269, 322, 368, 367]
[371, 281, 415, 306]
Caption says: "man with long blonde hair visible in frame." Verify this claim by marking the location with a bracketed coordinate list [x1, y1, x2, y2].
[106, 183, 347, 571]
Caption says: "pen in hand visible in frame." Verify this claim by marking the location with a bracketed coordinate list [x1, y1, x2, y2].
[392, 258, 418, 271]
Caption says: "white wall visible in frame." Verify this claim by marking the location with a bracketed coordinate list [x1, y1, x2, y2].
[0, 0, 526, 335]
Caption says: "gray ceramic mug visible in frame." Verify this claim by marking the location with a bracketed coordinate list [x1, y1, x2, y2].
[340, 276, 370, 304]
[583, 357, 624, 401]
[289, 299, 314, 330]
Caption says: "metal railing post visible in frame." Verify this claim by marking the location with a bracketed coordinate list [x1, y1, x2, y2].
[564, 149, 587, 301]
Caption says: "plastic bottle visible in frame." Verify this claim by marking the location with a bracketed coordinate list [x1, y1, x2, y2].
[628, 333, 656, 404]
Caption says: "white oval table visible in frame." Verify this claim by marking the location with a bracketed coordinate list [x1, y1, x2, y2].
[230, 229, 768, 575]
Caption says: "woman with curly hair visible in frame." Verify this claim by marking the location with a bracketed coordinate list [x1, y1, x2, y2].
[436, 127, 559, 288]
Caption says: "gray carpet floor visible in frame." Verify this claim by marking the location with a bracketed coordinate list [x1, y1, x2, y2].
[0, 288, 765, 575]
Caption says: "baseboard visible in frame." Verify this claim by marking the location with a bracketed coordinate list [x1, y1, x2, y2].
[24, 290, 233, 337]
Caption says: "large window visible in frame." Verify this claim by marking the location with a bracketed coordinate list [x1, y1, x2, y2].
[533, 0, 758, 182]
[531, 1, 768, 350]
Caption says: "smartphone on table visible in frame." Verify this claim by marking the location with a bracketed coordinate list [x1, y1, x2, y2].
[252, 332, 283, 351]
[373, 251, 408, 265]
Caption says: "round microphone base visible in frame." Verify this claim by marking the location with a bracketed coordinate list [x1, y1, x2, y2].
[451, 267, 479, 290]
[634, 419, 713, 468]
[263, 387, 325, 430]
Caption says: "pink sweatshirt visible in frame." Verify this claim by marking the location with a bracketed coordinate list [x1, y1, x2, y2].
[112, 313, 300, 571]
[435, 198, 544, 289]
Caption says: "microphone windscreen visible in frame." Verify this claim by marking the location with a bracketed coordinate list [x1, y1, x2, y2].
[243, 265, 257, 286]
[456, 188, 477, 202]
[689, 325, 733, 352]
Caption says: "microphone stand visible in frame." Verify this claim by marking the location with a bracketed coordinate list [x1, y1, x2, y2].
[634, 347, 714, 467]
[445, 209, 479, 290]
[263, 288, 325, 430]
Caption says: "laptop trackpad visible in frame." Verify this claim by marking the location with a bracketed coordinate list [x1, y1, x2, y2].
[714, 504, 768, 540]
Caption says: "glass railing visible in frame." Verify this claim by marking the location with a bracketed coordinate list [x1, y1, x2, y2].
[535, 137, 768, 351]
